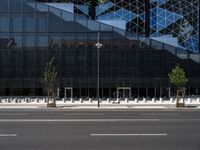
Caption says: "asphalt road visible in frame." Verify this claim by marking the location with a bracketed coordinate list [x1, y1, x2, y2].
[0, 109, 199, 150]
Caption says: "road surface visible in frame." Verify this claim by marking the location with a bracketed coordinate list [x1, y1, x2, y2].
[0, 109, 199, 150]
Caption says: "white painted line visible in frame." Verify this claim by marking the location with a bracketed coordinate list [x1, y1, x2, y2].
[69, 107, 128, 109]
[132, 106, 167, 109]
[0, 134, 17, 137]
[0, 119, 159, 122]
[65, 113, 104, 116]
[141, 113, 178, 116]
[0, 106, 38, 109]
[90, 133, 167, 137]
[0, 113, 29, 116]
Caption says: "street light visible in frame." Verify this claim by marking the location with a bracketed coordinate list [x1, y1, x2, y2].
[95, 32, 102, 108]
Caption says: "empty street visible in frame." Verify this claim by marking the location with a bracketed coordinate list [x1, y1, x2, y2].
[0, 109, 199, 150]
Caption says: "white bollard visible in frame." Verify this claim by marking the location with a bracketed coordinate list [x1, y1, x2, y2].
[188, 98, 191, 103]
[116, 98, 120, 104]
[79, 98, 82, 103]
[107, 98, 110, 103]
[159, 97, 163, 103]
[89, 98, 92, 103]
[198, 98, 200, 103]
[135, 98, 138, 103]
[143, 98, 146, 103]
[70, 98, 74, 103]
[125, 98, 128, 103]
[152, 98, 155, 103]
[170, 98, 173, 103]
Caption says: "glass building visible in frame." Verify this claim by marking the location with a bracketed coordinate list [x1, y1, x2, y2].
[0, 0, 199, 99]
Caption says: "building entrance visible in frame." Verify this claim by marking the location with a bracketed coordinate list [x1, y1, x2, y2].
[65, 87, 73, 99]
[117, 87, 131, 99]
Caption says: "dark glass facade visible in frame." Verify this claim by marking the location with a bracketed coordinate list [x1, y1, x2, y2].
[0, 0, 200, 98]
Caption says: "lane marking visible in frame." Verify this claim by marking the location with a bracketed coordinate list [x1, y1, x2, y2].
[65, 113, 104, 116]
[141, 113, 178, 116]
[0, 119, 159, 122]
[90, 133, 167, 136]
[0, 134, 17, 137]
[131, 106, 167, 109]
[0, 113, 29, 116]
[0, 106, 38, 109]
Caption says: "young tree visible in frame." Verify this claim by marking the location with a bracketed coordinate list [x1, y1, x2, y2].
[44, 57, 58, 107]
[168, 64, 188, 89]
[168, 64, 188, 107]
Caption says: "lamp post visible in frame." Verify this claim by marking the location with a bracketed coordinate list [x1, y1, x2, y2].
[95, 32, 102, 107]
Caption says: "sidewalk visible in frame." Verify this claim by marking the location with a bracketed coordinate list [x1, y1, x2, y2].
[0, 102, 199, 109]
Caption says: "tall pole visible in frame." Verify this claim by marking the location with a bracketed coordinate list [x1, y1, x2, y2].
[95, 33, 102, 108]
[97, 40, 100, 108]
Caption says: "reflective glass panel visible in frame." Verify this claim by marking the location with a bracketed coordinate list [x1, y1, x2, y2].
[0, 15, 9, 32]
[0, 0, 8, 12]
[12, 15, 23, 32]
[24, 15, 35, 32]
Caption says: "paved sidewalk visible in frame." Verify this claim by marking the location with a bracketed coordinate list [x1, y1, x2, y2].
[0, 103, 199, 109]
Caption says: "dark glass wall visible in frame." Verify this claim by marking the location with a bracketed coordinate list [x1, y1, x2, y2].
[0, 0, 200, 97]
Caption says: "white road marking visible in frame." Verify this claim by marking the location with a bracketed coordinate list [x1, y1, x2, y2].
[65, 113, 104, 116]
[0, 119, 159, 122]
[141, 113, 178, 116]
[131, 106, 167, 109]
[0, 134, 17, 137]
[0, 113, 29, 116]
[0, 106, 38, 109]
[90, 133, 167, 136]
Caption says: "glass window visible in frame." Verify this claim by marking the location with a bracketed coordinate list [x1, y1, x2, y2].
[24, 15, 35, 32]
[11, 15, 22, 32]
[74, 15, 87, 32]
[62, 33, 74, 49]
[62, 11, 74, 32]
[9, 0, 22, 12]
[36, 3, 48, 12]
[23, 0, 36, 12]
[11, 35, 22, 48]
[23, 35, 35, 48]
[9, 34, 22, 49]
[0, 51, 9, 68]
[37, 14, 47, 32]
[87, 20, 100, 31]
[62, 11, 74, 21]
[0, 33, 9, 50]
[0, 15, 9, 32]
[74, 33, 86, 49]
[37, 35, 48, 48]
[49, 34, 61, 49]
[0, 0, 8, 12]
[48, 7, 61, 32]
[100, 23, 112, 31]
[87, 33, 96, 48]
